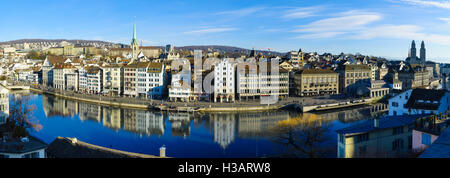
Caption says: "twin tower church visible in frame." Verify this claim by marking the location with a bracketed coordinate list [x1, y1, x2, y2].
[405, 40, 426, 65]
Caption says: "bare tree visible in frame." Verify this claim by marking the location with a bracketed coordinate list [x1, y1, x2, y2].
[270, 114, 333, 158]
[5, 94, 42, 138]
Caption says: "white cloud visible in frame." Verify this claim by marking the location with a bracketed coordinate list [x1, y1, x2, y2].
[293, 32, 346, 39]
[183, 28, 238, 35]
[291, 10, 450, 45]
[292, 11, 382, 35]
[282, 7, 323, 19]
[400, 0, 450, 9]
[215, 7, 266, 17]
[439, 17, 450, 23]
[351, 24, 450, 45]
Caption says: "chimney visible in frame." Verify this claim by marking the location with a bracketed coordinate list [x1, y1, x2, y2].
[160, 145, 166, 158]
[374, 118, 379, 128]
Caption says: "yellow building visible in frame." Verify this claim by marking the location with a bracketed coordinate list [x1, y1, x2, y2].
[46, 45, 103, 56]
[294, 69, 339, 96]
[337, 64, 371, 95]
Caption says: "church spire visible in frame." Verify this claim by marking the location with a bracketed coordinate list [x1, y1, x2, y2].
[420, 41, 426, 62]
[409, 40, 417, 58]
[133, 20, 137, 41]
[130, 17, 140, 62]
[131, 17, 137, 45]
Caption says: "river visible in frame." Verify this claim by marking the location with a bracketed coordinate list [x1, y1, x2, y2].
[18, 92, 389, 158]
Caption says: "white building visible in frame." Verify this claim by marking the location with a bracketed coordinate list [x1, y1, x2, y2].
[169, 60, 192, 102]
[65, 71, 79, 91]
[214, 59, 235, 103]
[52, 63, 76, 90]
[136, 62, 166, 99]
[78, 67, 88, 93]
[101, 64, 124, 96]
[86, 67, 103, 94]
[146, 63, 166, 99]
[389, 88, 450, 116]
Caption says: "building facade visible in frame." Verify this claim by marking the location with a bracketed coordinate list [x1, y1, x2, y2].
[389, 89, 450, 116]
[214, 59, 235, 103]
[294, 69, 339, 97]
[337, 64, 371, 96]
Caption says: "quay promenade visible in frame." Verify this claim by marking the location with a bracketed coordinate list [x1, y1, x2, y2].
[46, 137, 164, 158]
[3, 81, 379, 113]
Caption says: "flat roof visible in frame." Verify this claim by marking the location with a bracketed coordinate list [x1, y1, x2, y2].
[336, 114, 430, 135]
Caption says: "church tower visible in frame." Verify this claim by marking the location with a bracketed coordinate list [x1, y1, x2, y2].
[131, 20, 140, 62]
[420, 41, 426, 62]
[298, 48, 304, 67]
[408, 40, 416, 58]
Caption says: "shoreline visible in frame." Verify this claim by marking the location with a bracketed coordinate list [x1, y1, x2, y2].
[28, 88, 285, 112]
[12, 86, 380, 113]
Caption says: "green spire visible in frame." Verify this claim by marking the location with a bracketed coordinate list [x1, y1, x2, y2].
[133, 20, 137, 40]
[131, 17, 138, 45]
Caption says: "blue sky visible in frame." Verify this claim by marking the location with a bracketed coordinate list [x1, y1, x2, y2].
[1, 0, 450, 62]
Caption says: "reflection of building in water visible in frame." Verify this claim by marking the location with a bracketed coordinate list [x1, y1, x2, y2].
[146, 112, 165, 136]
[42, 95, 78, 118]
[102, 107, 122, 131]
[211, 114, 236, 149]
[78, 102, 102, 122]
[168, 112, 190, 137]
[336, 114, 429, 158]
[0, 86, 9, 124]
[123, 109, 137, 133]
[316, 103, 388, 123]
[237, 111, 290, 138]
[135, 110, 165, 136]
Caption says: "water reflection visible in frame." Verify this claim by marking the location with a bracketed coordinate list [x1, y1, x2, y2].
[39, 94, 392, 157]
[168, 112, 190, 137]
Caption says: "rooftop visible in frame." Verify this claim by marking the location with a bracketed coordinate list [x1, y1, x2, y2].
[298, 69, 337, 75]
[419, 128, 450, 158]
[405, 89, 448, 110]
[0, 125, 48, 154]
[336, 114, 430, 135]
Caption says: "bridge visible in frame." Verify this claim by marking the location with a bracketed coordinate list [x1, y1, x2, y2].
[284, 97, 379, 113]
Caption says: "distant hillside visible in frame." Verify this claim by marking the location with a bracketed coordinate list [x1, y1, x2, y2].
[175, 45, 285, 56]
[0, 39, 284, 56]
[0, 39, 115, 45]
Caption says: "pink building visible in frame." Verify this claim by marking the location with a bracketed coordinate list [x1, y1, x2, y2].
[412, 130, 439, 153]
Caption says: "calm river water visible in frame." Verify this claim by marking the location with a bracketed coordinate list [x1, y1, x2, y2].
[20, 93, 388, 158]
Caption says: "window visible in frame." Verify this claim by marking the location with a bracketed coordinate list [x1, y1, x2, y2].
[392, 102, 399, 107]
[393, 127, 403, 135]
[356, 133, 369, 143]
[422, 133, 431, 146]
[392, 139, 404, 151]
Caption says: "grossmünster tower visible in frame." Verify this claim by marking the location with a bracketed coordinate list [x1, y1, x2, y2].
[406, 40, 426, 65]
